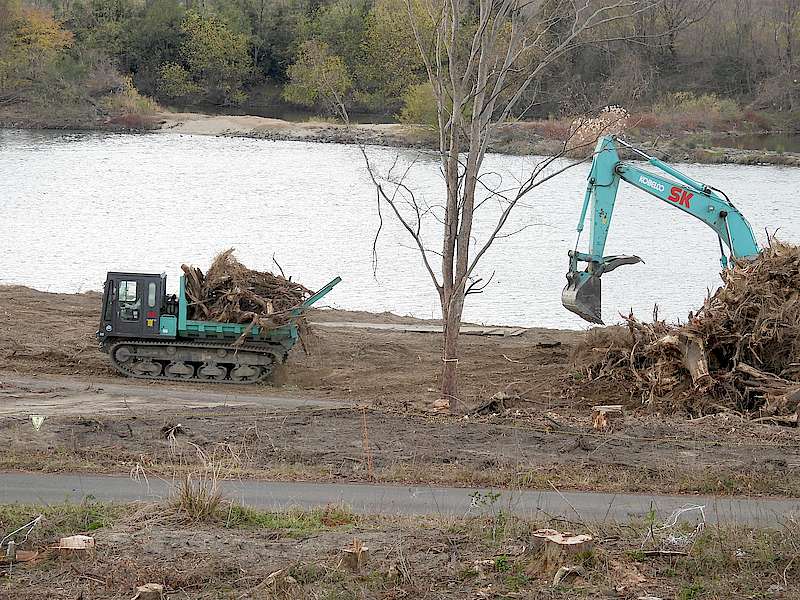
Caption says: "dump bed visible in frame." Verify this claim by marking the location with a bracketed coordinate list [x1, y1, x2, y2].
[176, 275, 341, 345]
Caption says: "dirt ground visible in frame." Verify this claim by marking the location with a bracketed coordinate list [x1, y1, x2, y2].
[1, 500, 797, 600]
[0, 285, 575, 409]
[2, 285, 800, 497]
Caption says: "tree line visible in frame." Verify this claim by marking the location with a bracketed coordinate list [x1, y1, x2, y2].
[2, 0, 800, 122]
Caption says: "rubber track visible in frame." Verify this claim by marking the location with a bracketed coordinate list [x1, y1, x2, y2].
[108, 339, 281, 384]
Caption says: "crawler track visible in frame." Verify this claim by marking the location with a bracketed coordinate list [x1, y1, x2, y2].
[107, 339, 286, 384]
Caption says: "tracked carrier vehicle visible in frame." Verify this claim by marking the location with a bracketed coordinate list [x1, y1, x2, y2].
[97, 272, 340, 384]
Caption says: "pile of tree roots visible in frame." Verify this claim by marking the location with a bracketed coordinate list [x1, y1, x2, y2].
[181, 249, 313, 334]
[578, 240, 800, 418]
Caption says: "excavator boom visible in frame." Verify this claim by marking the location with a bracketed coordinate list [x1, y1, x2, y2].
[562, 136, 759, 324]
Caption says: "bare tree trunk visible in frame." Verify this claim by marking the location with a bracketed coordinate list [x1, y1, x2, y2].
[440, 292, 464, 406]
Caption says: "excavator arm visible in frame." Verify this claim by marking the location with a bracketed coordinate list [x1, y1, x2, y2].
[562, 135, 760, 324]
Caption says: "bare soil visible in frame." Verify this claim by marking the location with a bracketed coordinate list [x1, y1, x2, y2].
[2, 285, 800, 497]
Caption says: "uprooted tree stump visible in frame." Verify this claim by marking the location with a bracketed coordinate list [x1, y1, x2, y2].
[181, 249, 313, 337]
[528, 529, 594, 580]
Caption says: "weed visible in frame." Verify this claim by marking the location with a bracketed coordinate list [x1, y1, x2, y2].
[289, 563, 328, 584]
[626, 549, 646, 561]
[575, 549, 596, 568]
[173, 472, 223, 522]
[469, 490, 501, 509]
[678, 582, 705, 600]
[505, 571, 531, 591]
[457, 564, 479, 580]
[494, 555, 511, 572]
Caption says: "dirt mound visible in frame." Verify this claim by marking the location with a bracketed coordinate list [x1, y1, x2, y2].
[181, 249, 312, 333]
[577, 240, 800, 417]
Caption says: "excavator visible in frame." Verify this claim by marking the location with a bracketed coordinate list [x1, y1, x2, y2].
[562, 135, 760, 324]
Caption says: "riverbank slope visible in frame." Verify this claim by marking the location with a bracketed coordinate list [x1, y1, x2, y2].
[4, 104, 799, 166]
[157, 111, 800, 166]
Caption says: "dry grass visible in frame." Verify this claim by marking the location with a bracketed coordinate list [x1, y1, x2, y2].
[3, 500, 799, 599]
[173, 471, 224, 522]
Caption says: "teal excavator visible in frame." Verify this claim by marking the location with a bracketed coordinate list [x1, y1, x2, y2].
[562, 135, 760, 324]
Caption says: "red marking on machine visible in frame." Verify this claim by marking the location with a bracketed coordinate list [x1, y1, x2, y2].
[147, 310, 156, 318]
[668, 186, 693, 208]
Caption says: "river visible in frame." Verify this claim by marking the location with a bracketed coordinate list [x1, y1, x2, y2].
[1, 128, 797, 329]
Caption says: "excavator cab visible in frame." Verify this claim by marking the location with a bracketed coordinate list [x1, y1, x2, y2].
[98, 273, 166, 342]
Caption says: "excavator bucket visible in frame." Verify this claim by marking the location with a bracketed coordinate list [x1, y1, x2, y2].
[561, 254, 642, 324]
[562, 271, 604, 325]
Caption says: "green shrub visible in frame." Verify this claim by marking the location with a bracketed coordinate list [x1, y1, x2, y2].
[157, 62, 201, 100]
[398, 81, 438, 128]
[100, 76, 160, 127]
[654, 92, 742, 128]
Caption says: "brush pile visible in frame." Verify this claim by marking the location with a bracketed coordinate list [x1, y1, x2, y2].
[181, 249, 313, 333]
[577, 240, 800, 418]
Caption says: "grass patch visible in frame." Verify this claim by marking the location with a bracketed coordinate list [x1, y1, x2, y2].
[225, 504, 355, 535]
[678, 582, 706, 600]
[0, 501, 121, 546]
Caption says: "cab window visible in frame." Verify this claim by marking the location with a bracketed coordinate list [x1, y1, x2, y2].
[118, 280, 140, 321]
[103, 280, 114, 321]
[148, 282, 157, 308]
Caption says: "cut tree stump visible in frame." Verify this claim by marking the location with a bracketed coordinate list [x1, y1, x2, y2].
[0, 549, 38, 564]
[592, 405, 623, 430]
[132, 583, 164, 600]
[54, 535, 95, 558]
[340, 539, 369, 572]
[529, 529, 593, 578]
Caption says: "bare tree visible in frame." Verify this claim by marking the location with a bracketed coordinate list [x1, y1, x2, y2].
[358, 0, 678, 410]
[656, 0, 716, 60]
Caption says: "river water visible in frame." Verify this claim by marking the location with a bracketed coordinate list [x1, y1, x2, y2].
[1, 128, 798, 329]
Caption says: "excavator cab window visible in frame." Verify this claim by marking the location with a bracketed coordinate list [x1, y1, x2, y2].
[118, 280, 140, 322]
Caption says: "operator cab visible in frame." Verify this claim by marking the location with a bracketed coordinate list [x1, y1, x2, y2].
[97, 272, 167, 343]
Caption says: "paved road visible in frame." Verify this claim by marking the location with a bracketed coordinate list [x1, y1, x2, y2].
[1, 473, 797, 526]
[0, 374, 345, 416]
